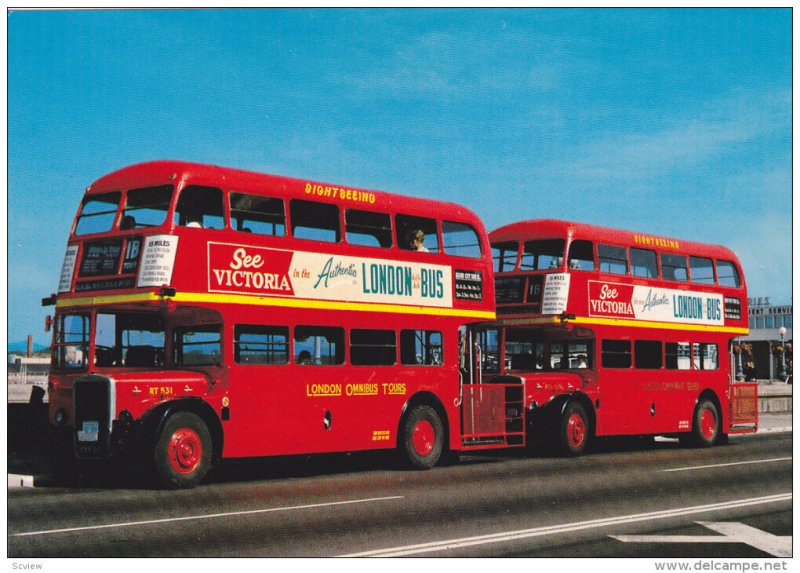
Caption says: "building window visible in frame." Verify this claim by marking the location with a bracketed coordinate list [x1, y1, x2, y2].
[350, 329, 397, 366]
[234, 325, 289, 365]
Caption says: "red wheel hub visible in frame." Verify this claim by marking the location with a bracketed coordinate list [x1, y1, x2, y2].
[700, 408, 717, 440]
[412, 420, 435, 456]
[567, 413, 586, 448]
[168, 428, 202, 475]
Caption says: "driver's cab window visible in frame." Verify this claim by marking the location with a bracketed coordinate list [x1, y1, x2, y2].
[174, 186, 225, 230]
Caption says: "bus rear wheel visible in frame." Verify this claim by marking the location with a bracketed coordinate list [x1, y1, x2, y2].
[559, 402, 590, 457]
[153, 412, 212, 489]
[686, 399, 720, 448]
[400, 405, 444, 469]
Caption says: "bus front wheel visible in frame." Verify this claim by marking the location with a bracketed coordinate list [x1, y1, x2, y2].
[153, 412, 212, 489]
[400, 405, 444, 470]
[559, 402, 590, 456]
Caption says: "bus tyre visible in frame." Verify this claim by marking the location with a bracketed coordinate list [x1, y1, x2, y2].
[153, 412, 212, 489]
[689, 399, 720, 448]
[401, 405, 444, 470]
[559, 402, 590, 457]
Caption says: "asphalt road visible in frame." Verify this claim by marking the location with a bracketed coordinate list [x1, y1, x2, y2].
[7, 433, 792, 558]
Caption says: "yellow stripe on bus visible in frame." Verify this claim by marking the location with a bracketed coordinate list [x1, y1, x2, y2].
[496, 314, 748, 335]
[56, 291, 496, 321]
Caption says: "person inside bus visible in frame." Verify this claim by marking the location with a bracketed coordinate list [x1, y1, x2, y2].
[297, 350, 313, 365]
[576, 354, 588, 368]
[407, 229, 429, 252]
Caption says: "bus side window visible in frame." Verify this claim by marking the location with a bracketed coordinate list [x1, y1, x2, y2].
[631, 248, 658, 278]
[568, 240, 595, 271]
[598, 244, 628, 275]
[442, 221, 482, 258]
[345, 209, 393, 248]
[294, 326, 344, 365]
[396, 214, 439, 253]
[661, 253, 688, 282]
[291, 200, 341, 243]
[234, 325, 289, 364]
[175, 186, 225, 230]
[601, 340, 632, 369]
[716, 260, 741, 288]
[665, 342, 691, 370]
[230, 193, 285, 236]
[401, 330, 443, 366]
[689, 256, 715, 285]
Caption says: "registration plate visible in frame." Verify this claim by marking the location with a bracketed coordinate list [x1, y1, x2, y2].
[77, 420, 99, 442]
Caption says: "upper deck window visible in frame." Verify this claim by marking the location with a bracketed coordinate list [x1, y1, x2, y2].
[291, 199, 341, 243]
[230, 193, 285, 236]
[345, 209, 392, 248]
[660, 253, 688, 282]
[689, 256, 715, 285]
[598, 244, 628, 275]
[174, 186, 225, 230]
[520, 239, 566, 270]
[567, 240, 595, 271]
[442, 221, 482, 258]
[492, 243, 518, 273]
[716, 260, 741, 288]
[396, 214, 439, 253]
[630, 248, 658, 278]
[122, 185, 173, 230]
[75, 192, 121, 236]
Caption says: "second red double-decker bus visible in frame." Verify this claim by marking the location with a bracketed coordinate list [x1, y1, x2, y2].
[482, 219, 757, 455]
[44, 161, 527, 487]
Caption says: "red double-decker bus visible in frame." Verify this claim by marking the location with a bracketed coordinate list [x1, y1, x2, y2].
[482, 219, 757, 455]
[44, 161, 522, 487]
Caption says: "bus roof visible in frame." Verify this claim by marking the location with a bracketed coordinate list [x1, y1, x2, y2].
[490, 219, 741, 263]
[86, 160, 483, 224]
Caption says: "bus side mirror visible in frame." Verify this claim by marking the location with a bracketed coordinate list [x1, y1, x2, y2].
[44, 315, 53, 333]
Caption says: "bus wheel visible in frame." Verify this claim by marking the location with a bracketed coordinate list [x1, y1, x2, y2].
[689, 399, 720, 448]
[401, 405, 444, 470]
[153, 412, 212, 489]
[559, 402, 590, 457]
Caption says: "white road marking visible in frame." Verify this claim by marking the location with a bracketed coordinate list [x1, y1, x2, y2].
[663, 457, 792, 473]
[612, 521, 791, 557]
[342, 493, 792, 557]
[11, 495, 404, 538]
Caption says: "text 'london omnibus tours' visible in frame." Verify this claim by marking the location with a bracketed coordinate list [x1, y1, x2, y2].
[484, 219, 757, 455]
[44, 160, 510, 487]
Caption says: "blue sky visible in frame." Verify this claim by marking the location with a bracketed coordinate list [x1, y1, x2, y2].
[7, 8, 792, 345]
